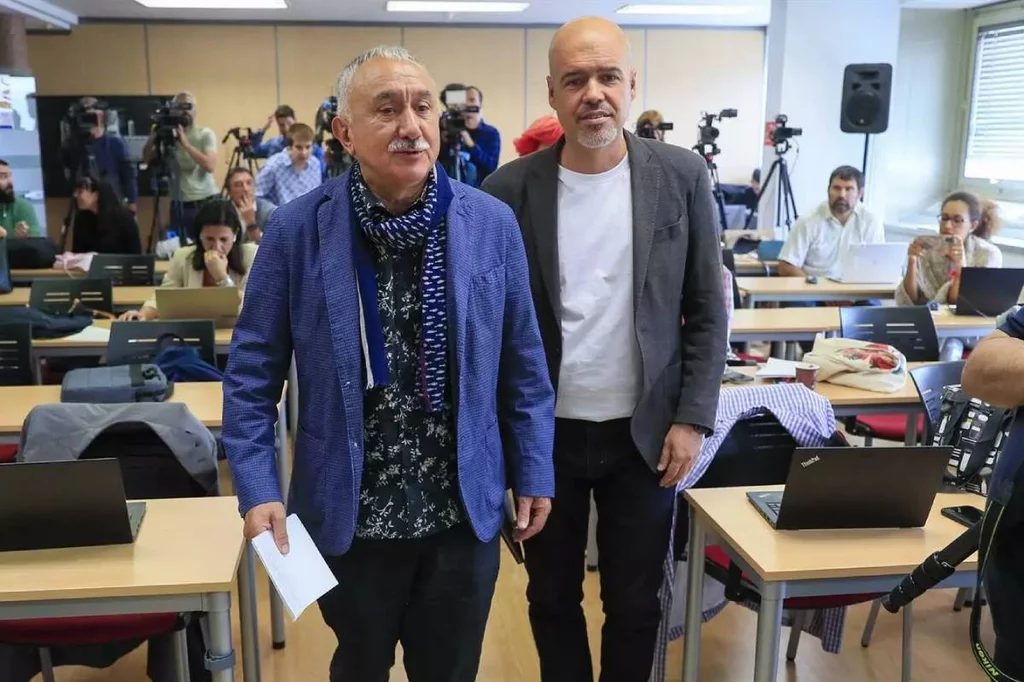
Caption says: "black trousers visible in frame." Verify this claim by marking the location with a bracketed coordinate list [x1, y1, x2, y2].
[524, 418, 676, 682]
[317, 522, 500, 682]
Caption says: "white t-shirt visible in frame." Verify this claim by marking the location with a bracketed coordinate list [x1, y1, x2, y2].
[555, 155, 642, 421]
[778, 200, 885, 278]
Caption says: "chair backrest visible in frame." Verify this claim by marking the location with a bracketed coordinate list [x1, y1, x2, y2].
[106, 320, 218, 367]
[0, 323, 35, 386]
[29, 277, 113, 315]
[88, 254, 156, 286]
[838, 305, 940, 362]
[695, 412, 798, 489]
[910, 360, 967, 440]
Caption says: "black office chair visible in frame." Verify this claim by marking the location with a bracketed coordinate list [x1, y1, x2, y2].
[106, 320, 217, 367]
[838, 306, 939, 444]
[910, 361, 966, 443]
[88, 254, 157, 286]
[29, 278, 113, 316]
[0, 323, 35, 387]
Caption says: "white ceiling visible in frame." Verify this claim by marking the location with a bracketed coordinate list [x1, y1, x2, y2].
[43, 0, 774, 27]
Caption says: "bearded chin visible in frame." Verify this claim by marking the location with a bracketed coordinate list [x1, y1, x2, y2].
[0, 188, 14, 204]
[576, 125, 620, 150]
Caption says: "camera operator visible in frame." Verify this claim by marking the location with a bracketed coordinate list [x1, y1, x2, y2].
[61, 96, 138, 213]
[439, 84, 501, 187]
[251, 104, 326, 175]
[636, 109, 669, 141]
[962, 317, 1024, 679]
[143, 91, 220, 238]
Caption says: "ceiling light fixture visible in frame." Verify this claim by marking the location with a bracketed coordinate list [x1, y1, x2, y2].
[386, 1, 530, 12]
[616, 3, 754, 15]
[134, 0, 287, 8]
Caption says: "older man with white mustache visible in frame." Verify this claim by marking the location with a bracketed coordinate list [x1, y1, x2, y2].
[222, 45, 556, 681]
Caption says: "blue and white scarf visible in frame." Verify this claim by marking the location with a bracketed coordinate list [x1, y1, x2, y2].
[349, 161, 454, 412]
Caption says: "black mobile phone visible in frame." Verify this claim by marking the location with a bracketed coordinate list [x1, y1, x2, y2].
[941, 505, 984, 527]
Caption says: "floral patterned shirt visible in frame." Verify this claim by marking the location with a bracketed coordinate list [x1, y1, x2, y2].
[353, 178, 464, 540]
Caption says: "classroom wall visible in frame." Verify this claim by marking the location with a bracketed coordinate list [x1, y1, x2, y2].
[26, 22, 766, 230]
[884, 8, 968, 224]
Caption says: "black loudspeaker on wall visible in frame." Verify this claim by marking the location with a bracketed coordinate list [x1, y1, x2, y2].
[840, 63, 893, 134]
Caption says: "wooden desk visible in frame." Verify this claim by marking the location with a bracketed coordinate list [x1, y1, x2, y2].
[0, 496, 253, 682]
[32, 320, 235, 358]
[682, 487, 980, 682]
[11, 261, 171, 283]
[0, 286, 155, 308]
[737, 277, 896, 305]
[0, 382, 223, 442]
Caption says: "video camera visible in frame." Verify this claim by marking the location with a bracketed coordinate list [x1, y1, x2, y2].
[64, 100, 106, 146]
[637, 119, 673, 140]
[693, 108, 737, 160]
[439, 87, 480, 150]
[223, 126, 257, 158]
[314, 96, 353, 179]
[150, 99, 193, 146]
[770, 113, 802, 150]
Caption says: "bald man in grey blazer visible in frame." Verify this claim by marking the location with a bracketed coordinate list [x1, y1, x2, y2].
[481, 17, 727, 682]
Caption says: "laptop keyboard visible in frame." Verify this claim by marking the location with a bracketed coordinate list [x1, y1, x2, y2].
[766, 500, 782, 516]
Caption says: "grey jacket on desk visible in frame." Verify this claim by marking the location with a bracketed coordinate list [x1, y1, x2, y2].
[481, 133, 727, 471]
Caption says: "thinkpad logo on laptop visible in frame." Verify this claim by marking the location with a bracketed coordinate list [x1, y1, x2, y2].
[800, 455, 821, 468]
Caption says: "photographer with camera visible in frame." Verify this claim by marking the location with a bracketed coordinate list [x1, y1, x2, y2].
[251, 104, 326, 173]
[636, 110, 672, 141]
[439, 84, 500, 187]
[143, 91, 220, 238]
[60, 96, 138, 213]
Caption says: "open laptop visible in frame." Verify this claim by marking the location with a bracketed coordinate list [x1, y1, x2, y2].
[747, 445, 951, 530]
[757, 240, 784, 262]
[954, 267, 1024, 317]
[828, 243, 906, 284]
[156, 287, 239, 329]
[0, 459, 145, 552]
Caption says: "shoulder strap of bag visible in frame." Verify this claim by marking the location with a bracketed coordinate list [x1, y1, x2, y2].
[970, 492, 1019, 681]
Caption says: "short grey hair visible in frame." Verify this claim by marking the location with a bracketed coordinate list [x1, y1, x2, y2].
[335, 45, 423, 120]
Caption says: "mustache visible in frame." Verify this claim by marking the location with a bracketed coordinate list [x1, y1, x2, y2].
[576, 104, 614, 119]
[388, 138, 430, 152]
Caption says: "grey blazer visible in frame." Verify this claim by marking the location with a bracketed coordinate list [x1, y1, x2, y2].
[481, 133, 727, 471]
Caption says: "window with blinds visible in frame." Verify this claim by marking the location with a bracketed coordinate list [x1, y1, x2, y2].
[964, 21, 1024, 183]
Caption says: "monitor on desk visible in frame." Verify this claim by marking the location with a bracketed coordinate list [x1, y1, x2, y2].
[955, 268, 1024, 317]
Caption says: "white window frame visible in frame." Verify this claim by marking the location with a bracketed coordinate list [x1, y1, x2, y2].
[958, 5, 1024, 203]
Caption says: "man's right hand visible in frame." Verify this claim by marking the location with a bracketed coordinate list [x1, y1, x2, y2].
[244, 501, 289, 554]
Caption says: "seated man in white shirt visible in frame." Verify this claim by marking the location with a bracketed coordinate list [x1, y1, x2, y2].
[778, 165, 884, 279]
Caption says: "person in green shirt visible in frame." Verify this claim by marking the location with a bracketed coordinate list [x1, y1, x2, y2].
[0, 159, 41, 238]
[143, 91, 219, 241]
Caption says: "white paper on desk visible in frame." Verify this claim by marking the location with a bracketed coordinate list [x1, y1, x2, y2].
[251, 514, 338, 621]
[61, 325, 111, 343]
[756, 357, 798, 379]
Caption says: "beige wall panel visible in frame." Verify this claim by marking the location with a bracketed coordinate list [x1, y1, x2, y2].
[27, 24, 148, 95]
[403, 27, 525, 166]
[645, 29, 765, 184]
[147, 24, 278, 183]
[524, 28, 646, 144]
[276, 25, 402, 131]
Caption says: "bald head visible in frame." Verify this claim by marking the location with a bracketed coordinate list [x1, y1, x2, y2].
[548, 17, 632, 76]
[546, 16, 636, 153]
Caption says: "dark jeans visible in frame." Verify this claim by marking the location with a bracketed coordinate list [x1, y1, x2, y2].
[317, 522, 500, 682]
[987, 529, 1024, 677]
[524, 418, 676, 682]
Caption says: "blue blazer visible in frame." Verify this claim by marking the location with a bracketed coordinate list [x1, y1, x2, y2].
[222, 173, 556, 556]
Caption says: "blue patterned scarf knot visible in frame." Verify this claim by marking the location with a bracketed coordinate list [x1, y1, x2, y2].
[349, 161, 453, 412]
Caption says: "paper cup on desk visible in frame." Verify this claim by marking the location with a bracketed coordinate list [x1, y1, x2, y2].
[795, 363, 819, 389]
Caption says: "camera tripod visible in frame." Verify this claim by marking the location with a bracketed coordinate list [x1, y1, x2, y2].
[748, 142, 798, 231]
[699, 153, 730, 234]
[147, 171, 173, 254]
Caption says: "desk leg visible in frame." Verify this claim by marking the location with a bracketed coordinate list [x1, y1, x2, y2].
[753, 582, 785, 682]
[238, 543, 262, 682]
[904, 413, 918, 446]
[270, 396, 291, 650]
[205, 592, 236, 682]
[682, 508, 706, 682]
[901, 603, 913, 682]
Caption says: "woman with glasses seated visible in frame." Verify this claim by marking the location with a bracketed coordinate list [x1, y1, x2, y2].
[70, 175, 142, 255]
[119, 199, 257, 321]
[897, 191, 1002, 361]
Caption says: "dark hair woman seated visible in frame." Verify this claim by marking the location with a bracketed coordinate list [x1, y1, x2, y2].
[70, 176, 142, 255]
[119, 199, 257, 321]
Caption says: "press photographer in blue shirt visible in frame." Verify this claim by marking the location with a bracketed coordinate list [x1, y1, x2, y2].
[61, 97, 138, 212]
[439, 84, 501, 187]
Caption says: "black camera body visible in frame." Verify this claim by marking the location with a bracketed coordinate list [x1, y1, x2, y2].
[771, 113, 802, 147]
[693, 108, 737, 159]
[637, 120, 673, 140]
[440, 105, 480, 148]
[151, 100, 193, 147]
[314, 96, 354, 179]
[224, 126, 257, 158]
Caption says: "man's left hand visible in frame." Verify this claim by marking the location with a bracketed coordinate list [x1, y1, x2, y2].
[460, 130, 475, 149]
[657, 424, 704, 488]
[514, 495, 552, 542]
[14, 221, 29, 238]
